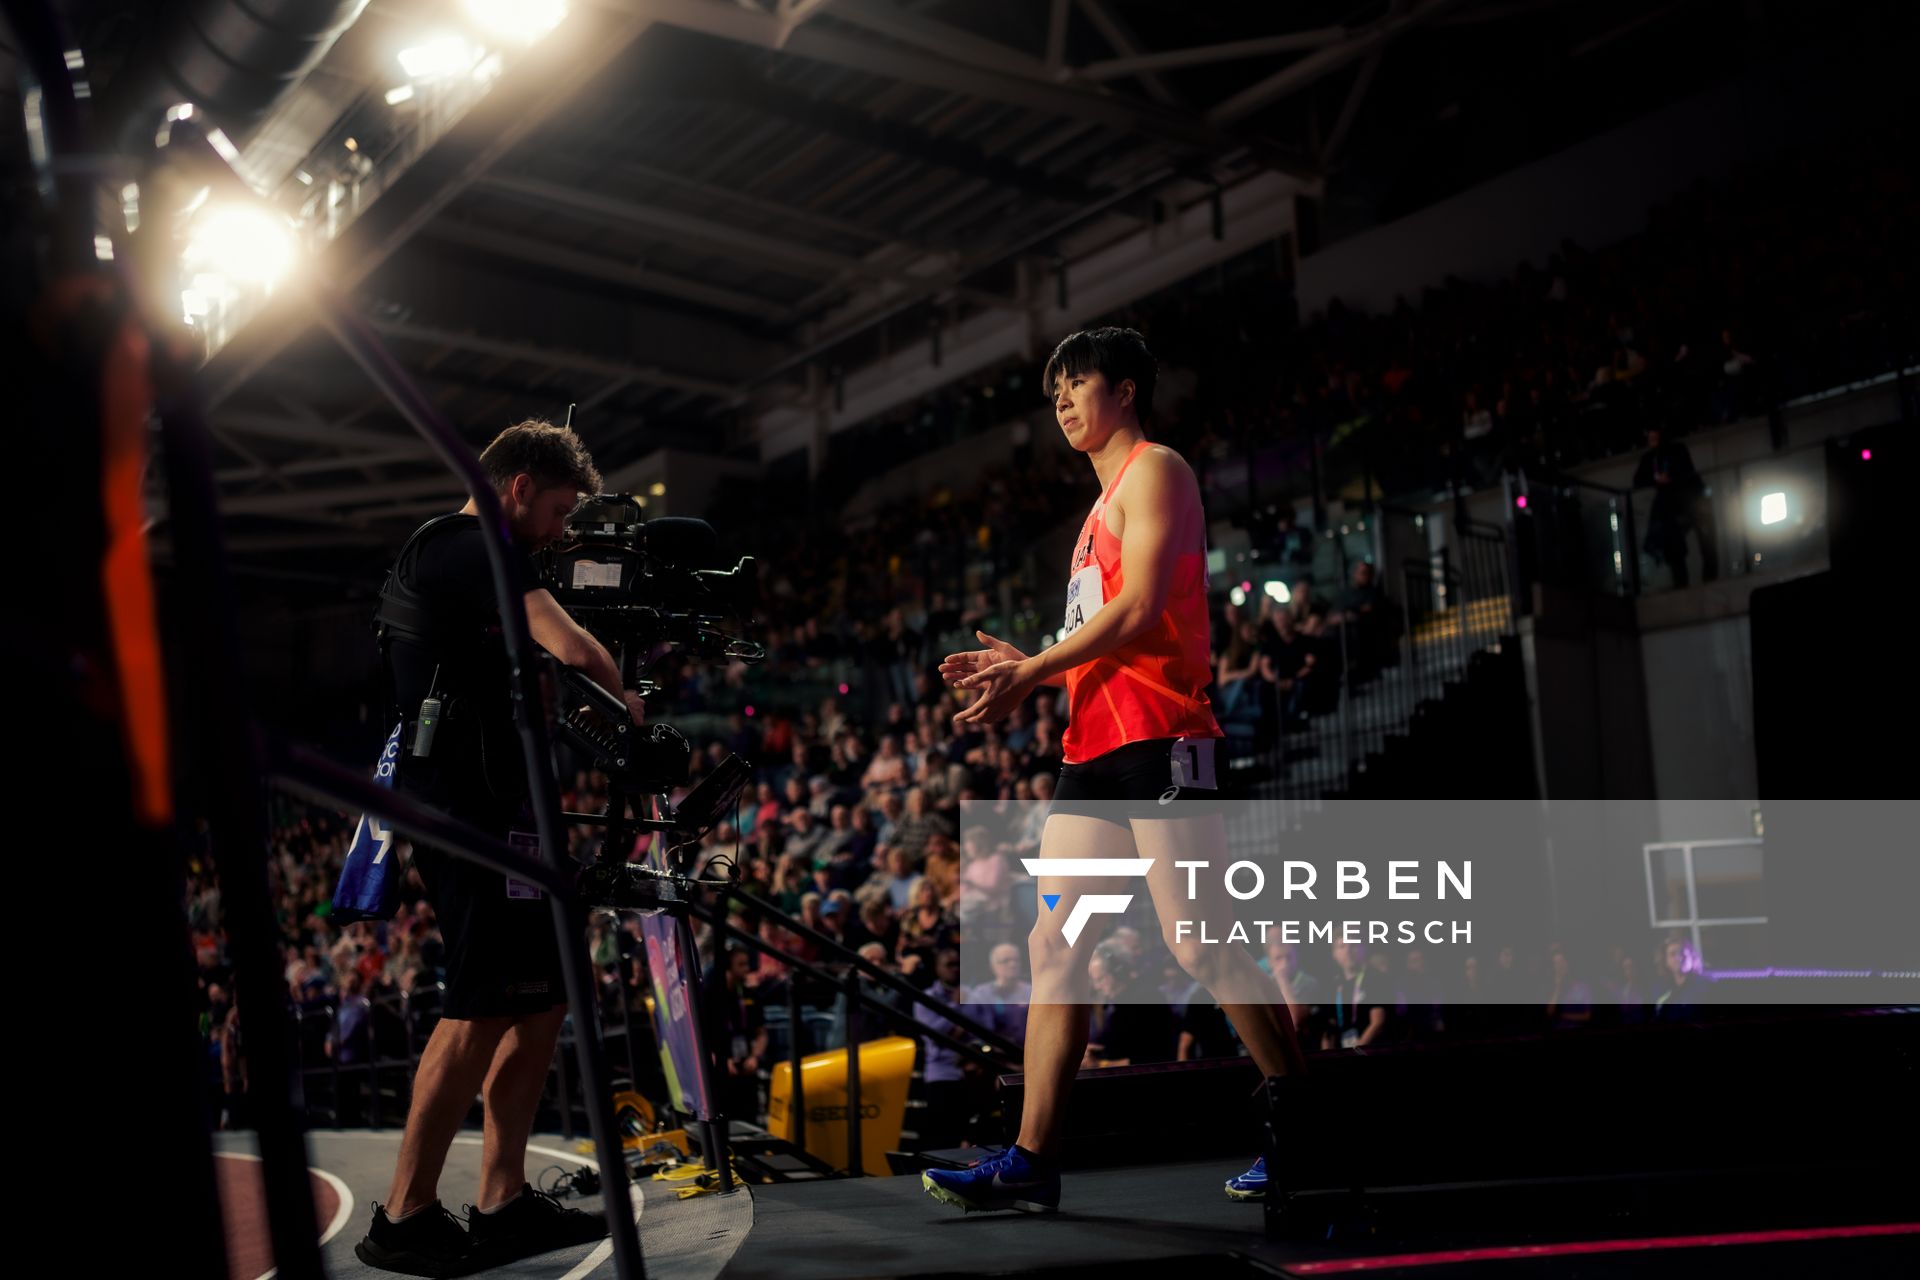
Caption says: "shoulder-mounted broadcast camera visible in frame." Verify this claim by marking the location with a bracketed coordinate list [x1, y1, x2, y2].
[538, 494, 763, 663]
[537, 495, 764, 889]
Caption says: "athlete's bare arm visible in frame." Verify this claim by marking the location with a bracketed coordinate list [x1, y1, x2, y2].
[1023, 445, 1197, 683]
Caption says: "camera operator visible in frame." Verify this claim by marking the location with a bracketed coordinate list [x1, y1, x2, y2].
[357, 420, 639, 1275]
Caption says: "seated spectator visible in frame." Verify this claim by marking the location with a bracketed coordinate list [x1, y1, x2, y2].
[749, 918, 790, 989]
[963, 941, 1030, 1051]
[844, 803, 879, 867]
[896, 878, 959, 978]
[1653, 935, 1706, 1021]
[1214, 617, 1266, 722]
[769, 854, 808, 915]
[957, 830, 1014, 928]
[917, 746, 965, 811]
[922, 833, 962, 911]
[1599, 945, 1651, 1026]
[784, 807, 829, 869]
[807, 774, 835, 819]
[892, 786, 955, 864]
[1545, 943, 1594, 1030]
[1258, 607, 1316, 728]
[855, 897, 900, 959]
[863, 735, 909, 790]
[864, 845, 919, 912]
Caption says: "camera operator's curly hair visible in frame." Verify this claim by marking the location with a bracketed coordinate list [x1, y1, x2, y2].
[478, 420, 602, 499]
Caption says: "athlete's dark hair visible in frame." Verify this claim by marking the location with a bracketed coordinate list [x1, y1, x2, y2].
[1043, 326, 1157, 430]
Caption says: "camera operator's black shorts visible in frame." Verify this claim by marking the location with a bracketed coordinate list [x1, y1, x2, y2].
[403, 783, 567, 1021]
[1050, 735, 1232, 828]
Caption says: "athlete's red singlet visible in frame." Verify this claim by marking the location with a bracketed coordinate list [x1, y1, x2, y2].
[1059, 439, 1222, 764]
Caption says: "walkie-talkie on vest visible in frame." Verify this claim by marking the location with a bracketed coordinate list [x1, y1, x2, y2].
[413, 665, 442, 760]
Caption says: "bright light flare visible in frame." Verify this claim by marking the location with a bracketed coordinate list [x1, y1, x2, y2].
[464, 0, 568, 44]
[182, 204, 296, 288]
[398, 35, 483, 81]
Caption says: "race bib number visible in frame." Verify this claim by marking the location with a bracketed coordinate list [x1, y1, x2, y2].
[1170, 737, 1219, 792]
[1063, 564, 1105, 639]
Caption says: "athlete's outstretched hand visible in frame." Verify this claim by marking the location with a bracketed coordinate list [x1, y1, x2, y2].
[939, 631, 1029, 687]
[952, 657, 1037, 727]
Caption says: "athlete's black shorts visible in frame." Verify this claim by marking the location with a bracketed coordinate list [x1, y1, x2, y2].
[401, 777, 566, 1021]
[1050, 735, 1231, 828]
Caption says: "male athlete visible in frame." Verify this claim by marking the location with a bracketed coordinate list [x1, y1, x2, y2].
[925, 327, 1307, 1213]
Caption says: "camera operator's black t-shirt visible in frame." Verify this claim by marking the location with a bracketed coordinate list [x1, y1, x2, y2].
[386, 514, 545, 825]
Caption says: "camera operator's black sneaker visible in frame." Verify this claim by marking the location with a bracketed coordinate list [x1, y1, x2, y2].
[354, 1200, 476, 1277]
[465, 1183, 611, 1266]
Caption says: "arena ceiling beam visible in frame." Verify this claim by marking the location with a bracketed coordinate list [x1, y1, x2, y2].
[207, 411, 436, 456]
[1076, 27, 1351, 82]
[1208, 0, 1468, 127]
[421, 219, 787, 321]
[476, 171, 886, 283]
[625, 0, 1217, 149]
[825, 0, 1056, 80]
[366, 318, 746, 403]
[1070, 0, 1185, 107]
[202, 3, 659, 410]
[220, 474, 471, 517]
[213, 447, 443, 487]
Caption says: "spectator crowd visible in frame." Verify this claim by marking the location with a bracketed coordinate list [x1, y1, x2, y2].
[189, 131, 1910, 1138]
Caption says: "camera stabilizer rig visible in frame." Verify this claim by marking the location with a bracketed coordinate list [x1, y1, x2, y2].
[537, 495, 763, 912]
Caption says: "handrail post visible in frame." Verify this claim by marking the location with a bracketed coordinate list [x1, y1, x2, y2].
[788, 975, 807, 1153]
[1619, 493, 1641, 597]
[328, 1003, 343, 1130]
[1501, 471, 1529, 620]
[843, 966, 864, 1176]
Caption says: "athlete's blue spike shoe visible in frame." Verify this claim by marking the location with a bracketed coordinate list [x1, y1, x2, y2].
[922, 1146, 1060, 1213]
[1224, 1155, 1268, 1201]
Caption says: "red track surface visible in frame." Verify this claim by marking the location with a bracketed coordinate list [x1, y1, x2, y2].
[214, 1152, 343, 1280]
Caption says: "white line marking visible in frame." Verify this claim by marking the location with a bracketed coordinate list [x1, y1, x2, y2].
[555, 1176, 644, 1280]
[212, 1151, 355, 1280]
[292, 1132, 649, 1277]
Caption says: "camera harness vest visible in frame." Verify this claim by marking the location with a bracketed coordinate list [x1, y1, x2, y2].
[374, 514, 509, 748]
